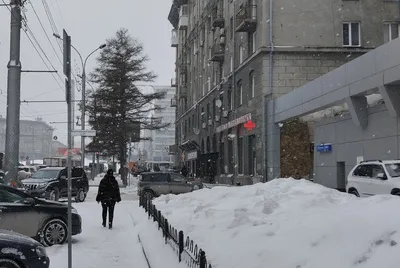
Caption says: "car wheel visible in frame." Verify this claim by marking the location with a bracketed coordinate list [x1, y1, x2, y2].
[48, 189, 59, 201]
[349, 189, 360, 197]
[193, 185, 200, 190]
[42, 219, 68, 246]
[143, 190, 154, 200]
[0, 259, 21, 268]
[75, 189, 86, 202]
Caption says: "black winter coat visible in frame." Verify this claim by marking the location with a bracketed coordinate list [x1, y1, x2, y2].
[96, 175, 121, 203]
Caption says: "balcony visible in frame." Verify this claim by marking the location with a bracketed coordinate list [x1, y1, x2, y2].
[236, 5, 257, 33]
[171, 29, 178, 47]
[178, 5, 189, 30]
[211, 9, 224, 28]
[210, 44, 225, 62]
[171, 78, 177, 87]
[170, 95, 177, 107]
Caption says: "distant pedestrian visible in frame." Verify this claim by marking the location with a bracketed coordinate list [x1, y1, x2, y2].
[181, 165, 188, 177]
[96, 169, 121, 229]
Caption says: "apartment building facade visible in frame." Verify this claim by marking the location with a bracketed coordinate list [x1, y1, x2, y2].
[168, 0, 400, 182]
[138, 86, 176, 164]
[0, 118, 54, 161]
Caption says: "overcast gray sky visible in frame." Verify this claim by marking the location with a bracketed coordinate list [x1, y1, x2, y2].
[0, 0, 174, 145]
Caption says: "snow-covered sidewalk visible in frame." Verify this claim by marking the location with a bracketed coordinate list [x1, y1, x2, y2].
[46, 185, 185, 268]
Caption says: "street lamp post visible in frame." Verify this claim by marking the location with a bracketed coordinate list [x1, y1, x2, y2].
[53, 33, 105, 167]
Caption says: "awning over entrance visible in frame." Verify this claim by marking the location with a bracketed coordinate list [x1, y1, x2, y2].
[179, 139, 199, 151]
[273, 38, 400, 126]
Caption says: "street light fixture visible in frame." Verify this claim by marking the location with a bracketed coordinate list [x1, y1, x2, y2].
[53, 33, 106, 167]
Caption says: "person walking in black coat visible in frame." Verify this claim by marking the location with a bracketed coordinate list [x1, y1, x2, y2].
[96, 169, 121, 229]
[181, 165, 188, 177]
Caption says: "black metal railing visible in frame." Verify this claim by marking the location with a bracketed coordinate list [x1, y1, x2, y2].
[139, 195, 213, 268]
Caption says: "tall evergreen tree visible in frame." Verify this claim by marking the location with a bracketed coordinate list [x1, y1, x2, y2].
[86, 28, 168, 184]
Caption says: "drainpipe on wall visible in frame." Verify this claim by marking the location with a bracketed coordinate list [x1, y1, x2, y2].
[232, 0, 237, 182]
[263, 0, 275, 182]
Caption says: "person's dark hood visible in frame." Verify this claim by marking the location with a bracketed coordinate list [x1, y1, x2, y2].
[104, 174, 116, 180]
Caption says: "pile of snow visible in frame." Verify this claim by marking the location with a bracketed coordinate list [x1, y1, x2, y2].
[152, 179, 400, 268]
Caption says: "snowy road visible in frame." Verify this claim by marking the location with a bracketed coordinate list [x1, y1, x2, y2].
[46, 185, 186, 268]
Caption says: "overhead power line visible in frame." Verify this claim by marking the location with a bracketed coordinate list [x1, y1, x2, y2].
[28, 0, 63, 65]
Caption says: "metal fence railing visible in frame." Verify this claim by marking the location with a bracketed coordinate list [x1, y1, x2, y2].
[139, 195, 213, 268]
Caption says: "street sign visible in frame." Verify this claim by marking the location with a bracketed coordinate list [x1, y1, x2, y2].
[71, 130, 96, 137]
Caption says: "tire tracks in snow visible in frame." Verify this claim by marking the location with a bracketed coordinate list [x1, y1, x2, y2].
[138, 234, 153, 268]
[128, 208, 152, 268]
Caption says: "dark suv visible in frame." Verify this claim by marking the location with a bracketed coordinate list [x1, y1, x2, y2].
[21, 167, 89, 202]
[137, 172, 203, 199]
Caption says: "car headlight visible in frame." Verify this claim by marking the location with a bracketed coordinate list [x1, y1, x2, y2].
[36, 246, 47, 257]
[37, 183, 47, 189]
[71, 208, 78, 214]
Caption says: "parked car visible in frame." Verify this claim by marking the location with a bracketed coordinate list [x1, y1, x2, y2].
[137, 172, 203, 199]
[21, 167, 89, 202]
[346, 159, 400, 197]
[0, 229, 50, 268]
[0, 184, 82, 247]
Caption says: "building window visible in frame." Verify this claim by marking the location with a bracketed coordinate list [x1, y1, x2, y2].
[384, 22, 399, 43]
[201, 107, 205, 124]
[238, 80, 243, 106]
[207, 103, 210, 121]
[239, 44, 244, 64]
[230, 55, 233, 72]
[248, 32, 255, 55]
[250, 71, 255, 98]
[343, 22, 361, 47]
[212, 99, 216, 119]
[227, 90, 232, 111]
[230, 17, 234, 39]
[184, 120, 187, 136]
[192, 114, 195, 130]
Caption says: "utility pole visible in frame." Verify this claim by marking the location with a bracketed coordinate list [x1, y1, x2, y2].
[63, 29, 73, 268]
[4, 0, 22, 185]
[91, 95, 97, 179]
[52, 33, 106, 168]
[81, 70, 86, 166]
